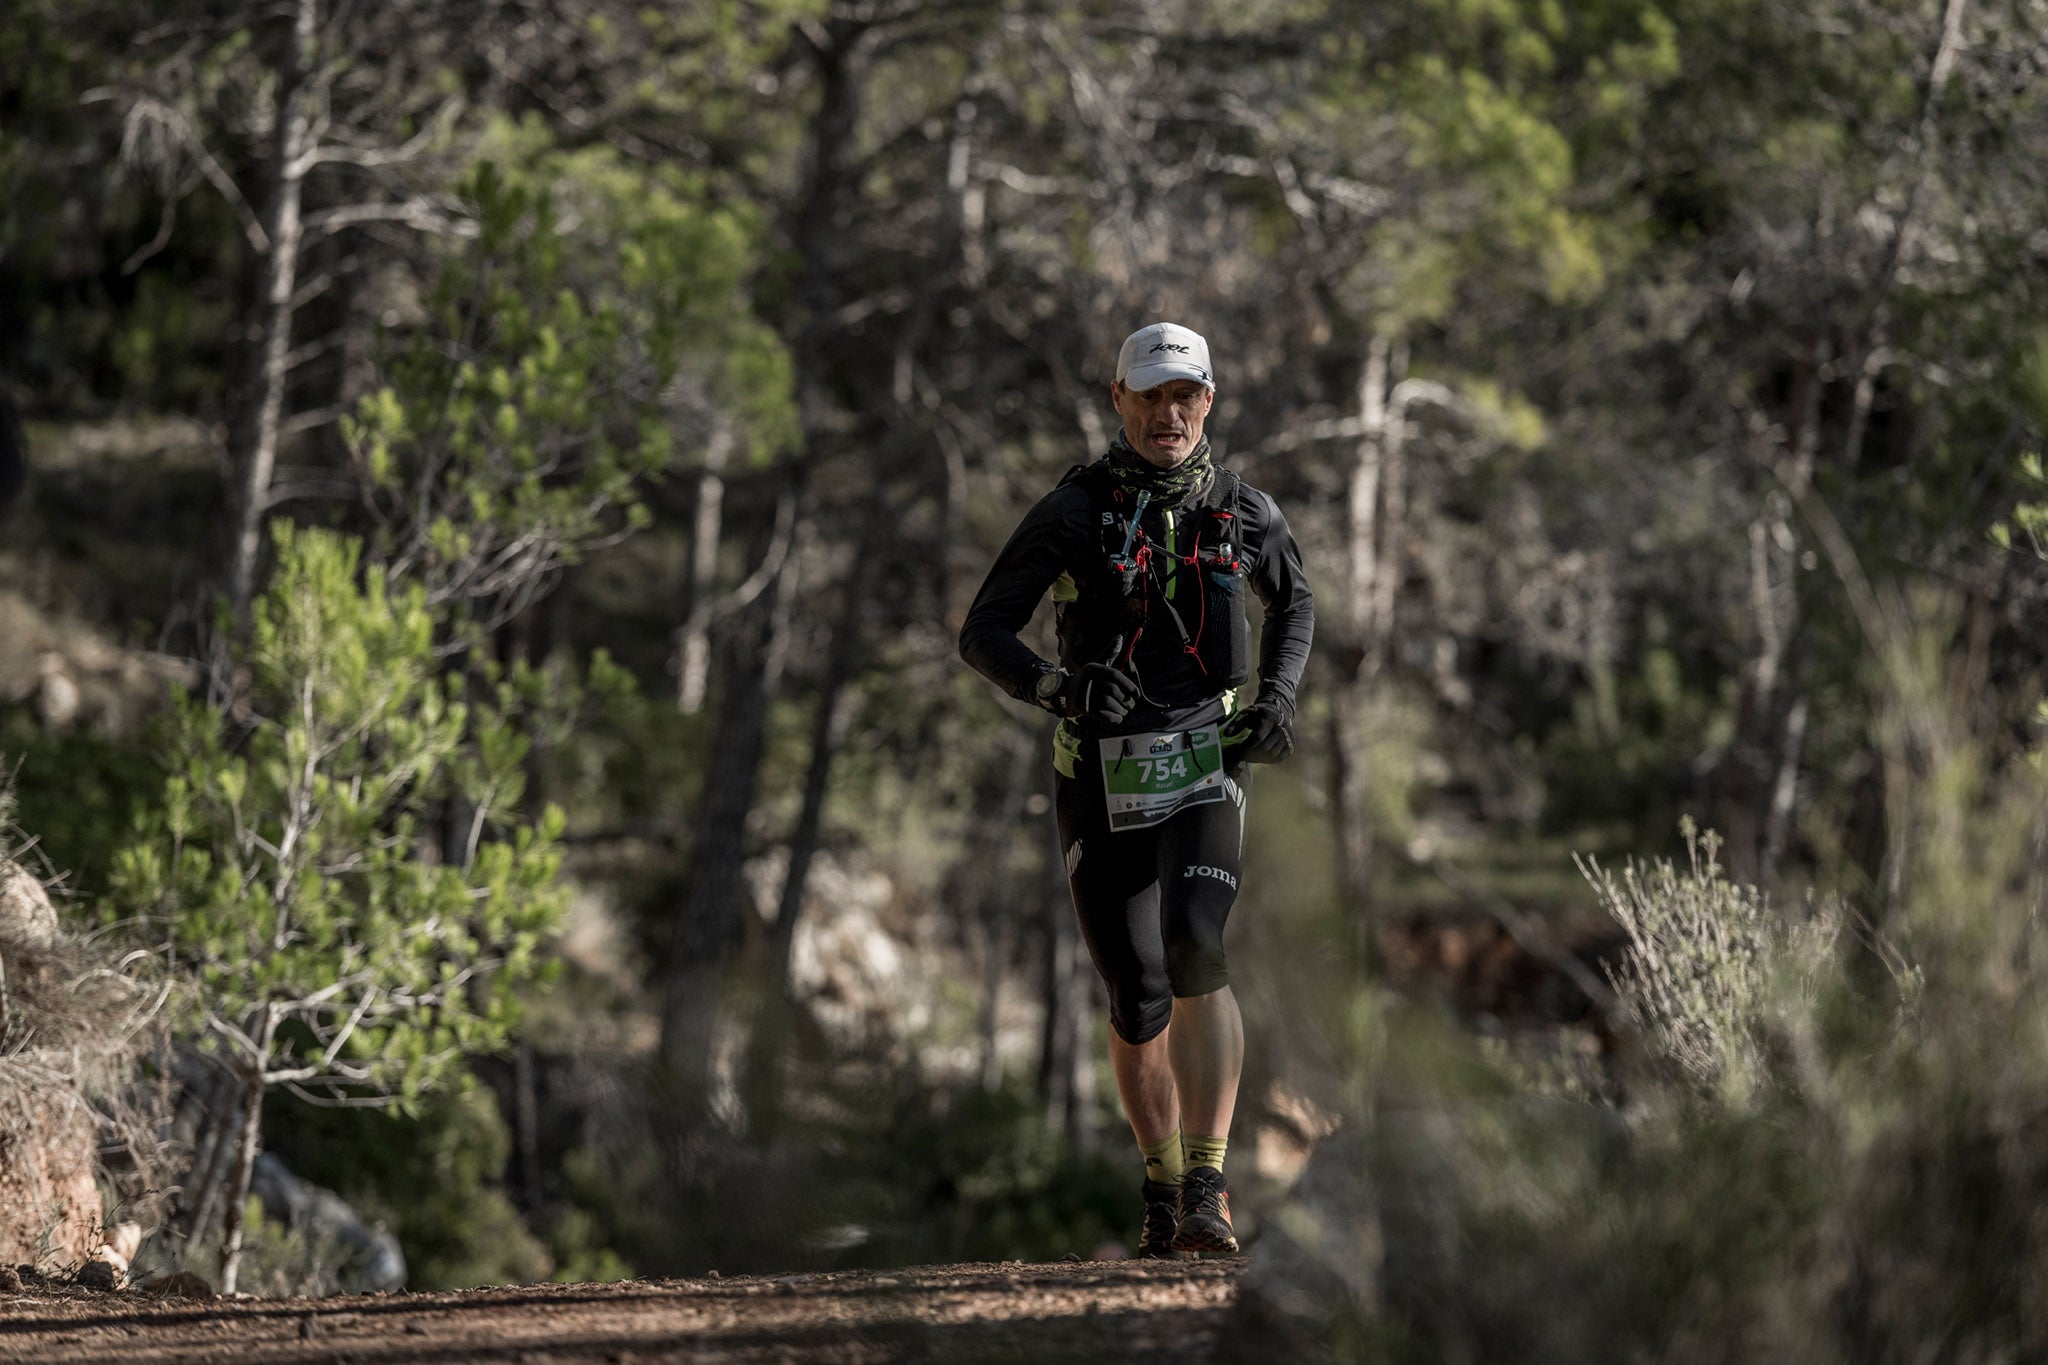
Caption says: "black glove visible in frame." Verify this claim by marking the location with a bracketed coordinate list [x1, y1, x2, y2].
[1061, 663, 1139, 725]
[1222, 701, 1293, 763]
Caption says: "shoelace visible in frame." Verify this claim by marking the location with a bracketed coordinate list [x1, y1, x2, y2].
[1140, 1191, 1179, 1253]
[1180, 1168, 1228, 1218]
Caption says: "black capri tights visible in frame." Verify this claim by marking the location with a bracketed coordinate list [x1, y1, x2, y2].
[1055, 762, 1247, 1045]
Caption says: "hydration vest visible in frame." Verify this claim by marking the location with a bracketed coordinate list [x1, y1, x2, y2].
[1053, 460, 1252, 690]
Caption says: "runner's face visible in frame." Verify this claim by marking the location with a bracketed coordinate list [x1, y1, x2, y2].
[1111, 379, 1214, 468]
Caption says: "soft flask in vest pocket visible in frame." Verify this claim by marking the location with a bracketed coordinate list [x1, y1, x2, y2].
[1199, 524, 1252, 688]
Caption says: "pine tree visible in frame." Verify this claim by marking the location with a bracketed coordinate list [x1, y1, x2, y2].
[108, 526, 565, 1294]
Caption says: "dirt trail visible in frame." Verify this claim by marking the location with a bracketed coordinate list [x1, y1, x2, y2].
[0, 1259, 1244, 1364]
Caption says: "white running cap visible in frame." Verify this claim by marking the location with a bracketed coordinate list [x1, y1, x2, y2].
[1115, 322, 1215, 393]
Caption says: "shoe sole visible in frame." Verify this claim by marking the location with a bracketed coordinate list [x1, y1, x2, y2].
[1171, 1227, 1240, 1255]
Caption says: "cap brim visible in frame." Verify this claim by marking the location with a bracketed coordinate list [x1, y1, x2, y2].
[1121, 361, 1214, 392]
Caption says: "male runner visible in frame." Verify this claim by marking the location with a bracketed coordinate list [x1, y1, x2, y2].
[958, 322, 1314, 1255]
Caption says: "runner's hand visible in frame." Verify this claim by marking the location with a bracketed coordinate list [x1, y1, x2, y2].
[1063, 663, 1139, 725]
[1222, 702, 1293, 763]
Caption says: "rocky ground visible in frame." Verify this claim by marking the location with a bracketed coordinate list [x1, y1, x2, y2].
[0, 1258, 1245, 1364]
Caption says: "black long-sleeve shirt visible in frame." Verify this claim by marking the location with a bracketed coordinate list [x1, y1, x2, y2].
[959, 465, 1315, 739]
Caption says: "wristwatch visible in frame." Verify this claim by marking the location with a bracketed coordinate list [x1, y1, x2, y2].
[1032, 666, 1069, 711]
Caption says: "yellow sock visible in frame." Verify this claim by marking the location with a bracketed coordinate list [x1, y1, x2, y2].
[1141, 1128, 1186, 1186]
[1184, 1133, 1228, 1174]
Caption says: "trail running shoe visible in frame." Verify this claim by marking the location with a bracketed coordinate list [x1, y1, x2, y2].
[1138, 1179, 1181, 1258]
[1171, 1165, 1239, 1254]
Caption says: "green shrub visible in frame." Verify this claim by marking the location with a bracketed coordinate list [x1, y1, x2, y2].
[1579, 817, 1849, 1106]
[1237, 614, 2048, 1362]
[264, 1078, 554, 1290]
[104, 525, 566, 1292]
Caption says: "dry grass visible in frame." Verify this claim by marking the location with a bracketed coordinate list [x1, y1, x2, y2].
[0, 780, 170, 1264]
[1577, 817, 1845, 1104]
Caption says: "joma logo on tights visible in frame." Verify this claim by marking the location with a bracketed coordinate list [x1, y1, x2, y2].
[1183, 864, 1237, 889]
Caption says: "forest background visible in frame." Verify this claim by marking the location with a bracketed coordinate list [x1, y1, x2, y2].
[3, 0, 2048, 1354]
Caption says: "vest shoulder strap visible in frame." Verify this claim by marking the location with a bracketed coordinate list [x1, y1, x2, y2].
[1201, 467, 1242, 514]
[1057, 459, 1116, 496]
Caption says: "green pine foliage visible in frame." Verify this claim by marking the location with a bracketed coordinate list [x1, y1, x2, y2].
[107, 524, 564, 1108]
[1990, 449, 2048, 560]
[344, 149, 794, 619]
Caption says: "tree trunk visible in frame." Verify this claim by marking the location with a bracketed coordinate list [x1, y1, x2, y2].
[659, 488, 797, 1119]
[174, 1061, 239, 1246]
[1761, 692, 1810, 874]
[1036, 797, 1068, 1107]
[734, 487, 873, 1139]
[767, 482, 887, 984]
[1063, 939, 1098, 1157]
[216, 1009, 275, 1296]
[779, 43, 982, 915]
[514, 1041, 542, 1211]
[1366, 340, 1408, 680]
[975, 903, 1006, 1092]
[1324, 700, 1374, 930]
[660, 15, 867, 1144]
[760, 10, 885, 985]
[1345, 337, 1388, 655]
[1036, 797, 1097, 1155]
[1722, 348, 1820, 883]
[967, 729, 1034, 1090]
[1325, 334, 1401, 969]
[673, 424, 733, 714]
[224, 0, 319, 625]
[791, 17, 866, 432]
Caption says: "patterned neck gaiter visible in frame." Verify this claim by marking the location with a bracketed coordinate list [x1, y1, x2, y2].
[1107, 429, 1214, 506]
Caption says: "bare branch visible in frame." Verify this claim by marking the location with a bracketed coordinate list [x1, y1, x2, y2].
[290, 271, 336, 310]
[86, 90, 271, 253]
[1235, 379, 1482, 461]
[122, 194, 182, 275]
[267, 464, 360, 499]
[298, 101, 457, 175]
[284, 334, 344, 372]
[722, 484, 800, 618]
[313, 989, 377, 1073]
[303, 196, 475, 239]
[281, 1084, 400, 1108]
[205, 1011, 265, 1062]
[1235, 414, 1369, 458]
[984, 163, 1077, 196]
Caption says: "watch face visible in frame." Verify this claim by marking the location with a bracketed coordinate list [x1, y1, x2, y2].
[1036, 670, 1064, 700]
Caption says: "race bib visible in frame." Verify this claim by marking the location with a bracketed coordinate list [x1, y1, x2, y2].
[1099, 727, 1228, 831]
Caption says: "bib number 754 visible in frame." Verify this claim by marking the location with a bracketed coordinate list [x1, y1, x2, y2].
[1136, 755, 1190, 786]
